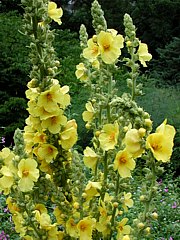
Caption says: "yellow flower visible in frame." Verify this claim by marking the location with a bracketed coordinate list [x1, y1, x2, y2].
[99, 122, 119, 151]
[35, 212, 55, 230]
[146, 119, 175, 162]
[33, 132, 47, 144]
[37, 84, 63, 112]
[60, 119, 78, 150]
[37, 144, 58, 163]
[84, 181, 102, 201]
[0, 147, 15, 166]
[18, 158, 39, 192]
[125, 129, 145, 158]
[82, 102, 95, 123]
[48, 1, 63, 25]
[41, 109, 67, 134]
[77, 217, 96, 240]
[96, 200, 111, 237]
[0, 166, 14, 194]
[48, 226, 64, 240]
[6, 197, 20, 214]
[121, 192, 134, 212]
[75, 63, 88, 81]
[97, 30, 124, 64]
[114, 149, 135, 178]
[53, 207, 65, 226]
[12, 212, 26, 236]
[83, 38, 100, 60]
[137, 42, 152, 67]
[66, 218, 78, 238]
[117, 218, 131, 239]
[83, 147, 98, 170]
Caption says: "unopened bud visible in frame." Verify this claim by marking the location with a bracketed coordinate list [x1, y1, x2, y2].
[139, 128, 146, 137]
[145, 227, 151, 234]
[113, 202, 118, 208]
[126, 41, 132, 47]
[140, 195, 145, 201]
[145, 119, 152, 127]
[152, 212, 158, 219]
[73, 202, 80, 209]
[138, 222, 145, 229]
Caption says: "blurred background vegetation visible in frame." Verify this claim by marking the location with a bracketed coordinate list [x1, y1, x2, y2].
[0, 0, 179, 176]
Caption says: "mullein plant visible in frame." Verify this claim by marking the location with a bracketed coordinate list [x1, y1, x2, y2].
[0, 0, 176, 240]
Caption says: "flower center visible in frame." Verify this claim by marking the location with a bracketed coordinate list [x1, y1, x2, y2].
[103, 44, 110, 51]
[80, 223, 87, 232]
[152, 143, 161, 151]
[119, 156, 127, 164]
[22, 169, 29, 177]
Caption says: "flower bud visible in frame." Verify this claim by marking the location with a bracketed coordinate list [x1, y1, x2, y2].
[144, 119, 152, 127]
[113, 202, 118, 208]
[138, 222, 145, 229]
[152, 212, 158, 219]
[140, 195, 145, 201]
[145, 227, 151, 234]
[126, 41, 132, 47]
[73, 202, 80, 209]
[138, 128, 146, 137]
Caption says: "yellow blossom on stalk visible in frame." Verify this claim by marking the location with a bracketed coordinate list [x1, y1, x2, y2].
[6, 197, 20, 213]
[137, 42, 152, 67]
[59, 85, 71, 109]
[36, 144, 58, 163]
[121, 192, 134, 212]
[84, 181, 101, 201]
[60, 119, 78, 150]
[83, 147, 98, 170]
[66, 218, 79, 238]
[117, 218, 131, 239]
[91, 59, 100, 69]
[77, 217, 96, 240]
[75, 63, 88, 81]
[114, 149, 135, 178]
[48, 226, 64, 240]
[37, 84, 63, 112]
[125, 128, 145, 158]
[97, 30, 124, 64]
[53, 207, 65, 226]
[48, 1, 63, 25]
[96, 201, 111, 237]
[146, 119, 176, 162]
[0, 166, 14, 194]
[82, 102, 95, 123]
[35, 212, 55, 230]
[99, 122, 119, 151]
[12, 212, 26, 237]
[17, 158, 39, 192]
[83, 38, 100, 60]
[41, 109, 67, 134]
[33, 132, 47, 144]
[0, 147, 15, 166]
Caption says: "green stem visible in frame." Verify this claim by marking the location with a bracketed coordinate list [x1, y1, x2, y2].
[109, 174, 120, 239]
